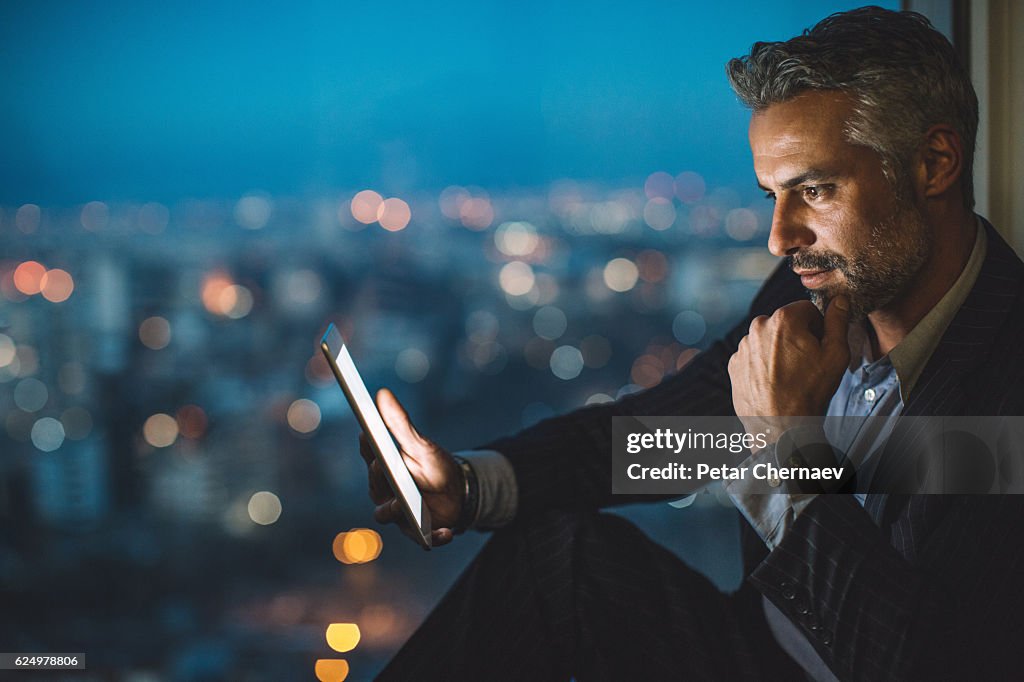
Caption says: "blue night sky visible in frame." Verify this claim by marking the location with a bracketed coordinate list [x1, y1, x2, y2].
[0, 1, 894, 204]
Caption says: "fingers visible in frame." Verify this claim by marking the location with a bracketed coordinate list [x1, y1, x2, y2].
[360, 435, 391, 504]
[367, 462, 391, 504]
[357, 433, 374, 466]
[773, 300, 824, 339]
[375, 500, 454, 548]
[376, 388, 425, 455]
[431, 528, 454, 547]
[374, 498, 401, 524]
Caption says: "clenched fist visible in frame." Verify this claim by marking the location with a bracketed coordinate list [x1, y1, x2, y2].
[728, 296, 851, 444]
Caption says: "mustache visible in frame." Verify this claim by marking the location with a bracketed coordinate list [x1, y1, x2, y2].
[787, 251, 847, 272]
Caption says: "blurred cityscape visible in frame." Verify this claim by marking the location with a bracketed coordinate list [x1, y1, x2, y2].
[1, 173, 778, 680]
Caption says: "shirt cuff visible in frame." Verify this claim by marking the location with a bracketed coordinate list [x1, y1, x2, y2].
[724, 442, 818, 550]
[454, 449, 519, 529]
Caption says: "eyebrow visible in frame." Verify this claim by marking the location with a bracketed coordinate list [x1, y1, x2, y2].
[756, 168, 838, 192]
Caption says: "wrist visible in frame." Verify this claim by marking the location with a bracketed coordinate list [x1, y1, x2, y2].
[452, 455, 480, 534]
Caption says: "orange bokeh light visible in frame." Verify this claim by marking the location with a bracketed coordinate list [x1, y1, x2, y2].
[314, 659, 349, 682]
[332, 528, 383, 564]
[201, 272, 233, 315]
[325, 623, 361, 653]
[13, 261, 46, 295]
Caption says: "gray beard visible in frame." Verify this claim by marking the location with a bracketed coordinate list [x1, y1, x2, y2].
[792, 204, 931, 320]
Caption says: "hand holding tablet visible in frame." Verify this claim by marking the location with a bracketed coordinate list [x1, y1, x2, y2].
[320, 323, 464, 548]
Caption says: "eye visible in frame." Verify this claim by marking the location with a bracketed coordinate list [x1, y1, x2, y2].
[802, 184, 833, 200]
[763, 191, 776, 202]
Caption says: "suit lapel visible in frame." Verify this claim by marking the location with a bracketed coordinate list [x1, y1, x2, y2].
[901, 219, 1023, 417]
[866, 219, 1024, 527]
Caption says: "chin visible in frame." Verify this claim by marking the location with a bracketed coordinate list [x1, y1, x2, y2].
[809, 287, 868, 321]
[807, 287, 836, 313]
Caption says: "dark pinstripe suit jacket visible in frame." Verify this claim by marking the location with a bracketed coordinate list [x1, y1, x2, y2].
[488, 219, 1024, 680]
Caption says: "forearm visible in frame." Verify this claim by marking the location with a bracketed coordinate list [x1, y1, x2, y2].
[482, 334, 739, 519]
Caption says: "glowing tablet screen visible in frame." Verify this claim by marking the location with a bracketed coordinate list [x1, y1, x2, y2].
[322, 325, 422, 528]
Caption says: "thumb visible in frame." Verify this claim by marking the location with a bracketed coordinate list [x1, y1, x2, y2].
[823, 295, 851, 357]
[376, 388, 424, 452]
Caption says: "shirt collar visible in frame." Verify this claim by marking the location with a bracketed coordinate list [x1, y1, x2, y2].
[847, 217, 988, 402]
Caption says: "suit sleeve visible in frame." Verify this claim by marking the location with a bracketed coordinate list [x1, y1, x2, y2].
[751, 494, 1024, 681]
[483, 261, 805, 520]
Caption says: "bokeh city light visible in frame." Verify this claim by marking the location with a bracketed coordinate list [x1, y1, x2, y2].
[287, 399, 322, 435]
[603, 258, 640, 292]
[143, 413, 179, 448]
[39, 268, 74, 302]
[314, 659, 350, 682]
[139, 316, 172, 350]
[248, 491, 283, 525]
[13, 261, 46, 295]
[377, 198, 411, 232]
[351, 190, 384, 225]
[326, 623, 362, 653]
[332, 529, 383, 564]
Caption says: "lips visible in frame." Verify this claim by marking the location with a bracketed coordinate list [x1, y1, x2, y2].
[795, 269, 833, 288]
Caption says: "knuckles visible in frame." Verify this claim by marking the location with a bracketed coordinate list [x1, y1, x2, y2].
[757, 300, 822, 342]
[748, 315, 769, 334]
[773, 300, 820, 325]
[783, 299, 819, 314]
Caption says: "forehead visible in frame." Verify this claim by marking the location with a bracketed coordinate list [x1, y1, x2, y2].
[748, 91, 861, 175]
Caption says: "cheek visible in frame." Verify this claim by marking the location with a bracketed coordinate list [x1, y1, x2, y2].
[816, 201, 876, 259]
[810, 212, 853, 258]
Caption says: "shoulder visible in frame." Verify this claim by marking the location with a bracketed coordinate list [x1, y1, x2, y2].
[966, 223, 1024, 412]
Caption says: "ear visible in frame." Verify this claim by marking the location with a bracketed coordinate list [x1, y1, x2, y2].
[916, 124, 964, 201]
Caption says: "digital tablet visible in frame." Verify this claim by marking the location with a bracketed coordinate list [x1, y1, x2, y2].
[320, 323, 432, 549]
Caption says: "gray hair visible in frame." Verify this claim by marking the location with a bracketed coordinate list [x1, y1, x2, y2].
[727, 6, 978, 209]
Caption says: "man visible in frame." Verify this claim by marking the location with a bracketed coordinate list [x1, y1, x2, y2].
[361, 7, 1024, 680]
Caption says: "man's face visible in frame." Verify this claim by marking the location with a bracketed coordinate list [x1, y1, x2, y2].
[749, 90, 930, 319]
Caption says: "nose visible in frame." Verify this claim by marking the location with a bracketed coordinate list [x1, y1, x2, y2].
[767, 195, 815, 257]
